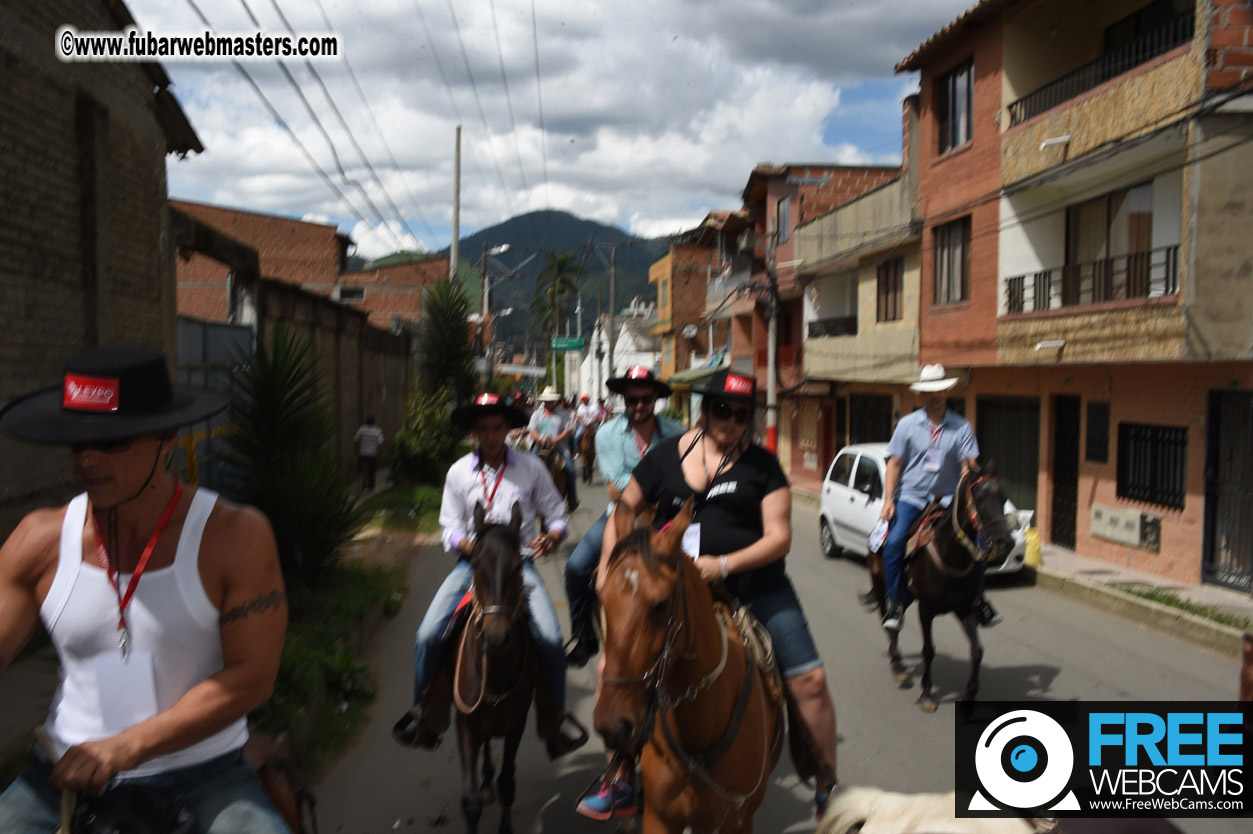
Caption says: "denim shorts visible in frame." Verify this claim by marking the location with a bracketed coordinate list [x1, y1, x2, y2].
[741, 574, 824, 679]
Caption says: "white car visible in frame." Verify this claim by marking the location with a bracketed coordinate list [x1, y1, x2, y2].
[817, 443, 1031, 575]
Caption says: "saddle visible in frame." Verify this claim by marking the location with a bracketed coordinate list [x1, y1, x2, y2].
[904, 502, 946, 561]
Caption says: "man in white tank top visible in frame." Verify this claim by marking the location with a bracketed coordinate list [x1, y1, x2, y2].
[0, 347, 291, 833]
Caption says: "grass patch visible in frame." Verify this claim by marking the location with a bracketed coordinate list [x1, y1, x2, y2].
[1116, 585, 1252, 631]
[359, 483, 442, 532]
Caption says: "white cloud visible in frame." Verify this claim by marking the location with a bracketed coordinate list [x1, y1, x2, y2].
[128, 0, 972, 251]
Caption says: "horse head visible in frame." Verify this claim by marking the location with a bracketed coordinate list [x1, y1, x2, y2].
[593, 499, 694, 755]
[470, 501, 525, 651]
[961, 460, 1017, 565]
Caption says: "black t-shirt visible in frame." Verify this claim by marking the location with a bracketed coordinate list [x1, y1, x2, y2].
[632, 434, 790, 600]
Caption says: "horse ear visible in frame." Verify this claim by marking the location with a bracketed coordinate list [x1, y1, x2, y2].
[474, 502, 487, 536]
[652, 498, 692, 558]
[510, 501, 522, 535]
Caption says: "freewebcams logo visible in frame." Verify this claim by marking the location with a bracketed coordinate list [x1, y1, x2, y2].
[968, 709, 1080, 811]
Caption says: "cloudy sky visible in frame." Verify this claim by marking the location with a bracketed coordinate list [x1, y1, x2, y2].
[128, 0, 972, 259]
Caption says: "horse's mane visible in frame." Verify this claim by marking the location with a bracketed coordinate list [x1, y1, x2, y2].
[608, 526, 670, 574]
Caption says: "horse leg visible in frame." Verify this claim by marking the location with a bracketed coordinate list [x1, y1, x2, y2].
[480, 739, 496, 806]
[496, 724, 523, 834]
[888, 626, 908, 686]
[458, 721, 483, 834]
[960, 612, 983, 702]
[918, 610, 938, 713]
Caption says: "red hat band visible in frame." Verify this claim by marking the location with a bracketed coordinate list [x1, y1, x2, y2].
[63, 373, 120, 413]
[723, 374, 753, 396]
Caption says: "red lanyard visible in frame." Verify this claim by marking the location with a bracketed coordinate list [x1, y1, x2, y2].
[90, 482, 184, 644]
[633, 423, 655, 457]
[930, 423, 944, 445]
[480, 459, 508, 510]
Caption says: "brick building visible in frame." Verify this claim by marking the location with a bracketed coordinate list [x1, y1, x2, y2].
[0, 0, 201, 531]
[900, 0, 1253, 587]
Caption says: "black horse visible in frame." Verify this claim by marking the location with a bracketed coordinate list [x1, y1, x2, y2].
[454, 502, 536, 834]
[861, 463, 1017, 712]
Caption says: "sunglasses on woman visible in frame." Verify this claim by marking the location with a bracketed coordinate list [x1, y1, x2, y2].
[710, 400, 751, 425]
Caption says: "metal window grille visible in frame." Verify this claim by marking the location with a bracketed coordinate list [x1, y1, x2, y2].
[935, 217, 971, 305]
[1117, 422, 1187, 509]
[877, 257, 904, 322]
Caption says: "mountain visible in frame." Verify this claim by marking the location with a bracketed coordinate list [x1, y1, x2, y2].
[438, 209, 670, 351]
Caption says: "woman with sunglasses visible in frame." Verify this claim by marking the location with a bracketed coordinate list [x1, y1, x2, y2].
[596, 369, 838, 820]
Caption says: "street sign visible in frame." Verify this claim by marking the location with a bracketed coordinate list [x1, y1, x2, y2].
[550, 337, 585, 351]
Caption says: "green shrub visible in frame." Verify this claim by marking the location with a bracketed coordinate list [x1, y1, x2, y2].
[391, 385, 466, 485]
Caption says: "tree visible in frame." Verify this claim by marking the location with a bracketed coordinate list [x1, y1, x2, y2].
[419, 279, 476, 403]
[530, 251, 584, 385]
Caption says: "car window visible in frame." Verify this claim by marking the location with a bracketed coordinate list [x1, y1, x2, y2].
[853, 456, 883, 499]
[826, 452, 855, 487]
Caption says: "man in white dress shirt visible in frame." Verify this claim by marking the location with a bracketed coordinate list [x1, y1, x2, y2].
[393, 393, 587, 759]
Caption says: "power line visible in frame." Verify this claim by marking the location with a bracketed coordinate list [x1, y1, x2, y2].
[444, 0, 516, 216]
[182, 0, 383, 237]
[269, 0, 427, 249]
[235, 0, 404, 249]
[311, 0, 438, 247]
[487, 0, 529, 195]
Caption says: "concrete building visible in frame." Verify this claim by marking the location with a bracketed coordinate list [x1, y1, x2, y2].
[900, 0, 1253, 588]
[578, 300, 662, 405]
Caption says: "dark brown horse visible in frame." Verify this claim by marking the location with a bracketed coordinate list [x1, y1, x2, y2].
[535, 444, 569, 509]
[861, 464, 1017, 712]
[455, 502, 536, 834]
[578, 423, 597, 484]
[594, 501, 784, 834]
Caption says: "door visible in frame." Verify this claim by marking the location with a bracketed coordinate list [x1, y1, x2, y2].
[822, 451, 859, 546]
[847, 453, 886, 544]
[975, 396, 1041, 516]
[1204, 391, 1253, 591]
[848, 394, 893, 444]
[1051, 395, 1081, 550]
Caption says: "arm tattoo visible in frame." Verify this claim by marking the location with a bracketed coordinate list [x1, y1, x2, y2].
[220, 589, 286, 626]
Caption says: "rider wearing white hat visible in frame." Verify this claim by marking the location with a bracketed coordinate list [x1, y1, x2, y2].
[528, 387, 578, 510]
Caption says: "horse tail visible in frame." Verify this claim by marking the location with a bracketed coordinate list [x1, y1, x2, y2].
[784, 686, 836, 791]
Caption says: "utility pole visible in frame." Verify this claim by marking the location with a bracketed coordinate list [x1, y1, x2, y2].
[480, 241, 489, 388]
[595, 287, 603, 397]
[449, 126, 460, 281]
[608, 243, 617, 379]
[766, 228, 779, 455]
[575, 294, 583, 397]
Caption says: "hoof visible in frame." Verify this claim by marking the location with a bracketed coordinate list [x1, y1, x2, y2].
[891, 663, 910, 686]
[918, 696, 938, 713]
[480, 785, 496, 806]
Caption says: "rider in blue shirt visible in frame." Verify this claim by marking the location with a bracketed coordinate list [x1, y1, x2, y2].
[564, 366, 683, 667]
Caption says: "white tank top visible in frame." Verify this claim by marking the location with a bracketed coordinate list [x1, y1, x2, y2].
[41, 489, 249, 777]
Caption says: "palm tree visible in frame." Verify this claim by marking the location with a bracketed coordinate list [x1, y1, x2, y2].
[418, 279, 476, 404]
[530, 251, 585, 385]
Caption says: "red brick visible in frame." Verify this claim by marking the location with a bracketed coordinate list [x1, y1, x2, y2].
[1209, 27, 1249, 48]
[1208, 67, 1248, 88]
[1226, 8, 1253, 27]
[1220, 46, 1253, 66]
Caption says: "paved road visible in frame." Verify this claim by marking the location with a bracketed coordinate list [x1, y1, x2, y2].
[314, 491, 1244, 834]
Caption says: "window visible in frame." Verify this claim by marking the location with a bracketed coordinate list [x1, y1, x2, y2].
[663, 337, 672, 365]
[776, 196, 791, 244]
[659, 279, 669, 309]
[1066, 182, 1155, 301]
[827, 452, 854, 487]
[1117, 423, 1187, 509]
[876, 257, 904, 322]
[934, 217, 971, 305]
[853, 456, 882, 499]
[1086, 401, 1110, 463]
[937, 60, 973, 153]
[335, 286, 365, 302]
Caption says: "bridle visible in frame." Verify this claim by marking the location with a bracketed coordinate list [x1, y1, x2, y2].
[453, 541, 529, 714]
[950, 470, 1017, 564]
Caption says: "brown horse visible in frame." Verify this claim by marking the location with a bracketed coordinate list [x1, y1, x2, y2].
[579, 423, 597, 484]
[594, 501, 784, 834]
[454, 502, 536, 834]
[861, 464, 1017, 712]
[535, 444, 569, 509]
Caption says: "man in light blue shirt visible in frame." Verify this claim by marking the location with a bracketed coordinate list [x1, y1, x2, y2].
[879, 365, 1000, 631]
[564, 366, 684, 667]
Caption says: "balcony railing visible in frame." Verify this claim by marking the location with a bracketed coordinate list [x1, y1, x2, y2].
[1007, 13, 1193, 127]
[807, 315, 858, 338]
[1004, 245, 1179, 315]
[755, 344, 802, 368]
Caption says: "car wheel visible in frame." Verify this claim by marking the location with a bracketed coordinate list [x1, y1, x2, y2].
[820, 519, 840, 559]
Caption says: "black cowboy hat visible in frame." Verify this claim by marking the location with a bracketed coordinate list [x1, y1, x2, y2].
[451, 393, 529, 429]
[0, 347, 228, 445]
[606, 364, 672, 397]
[694, 369, 757, 403]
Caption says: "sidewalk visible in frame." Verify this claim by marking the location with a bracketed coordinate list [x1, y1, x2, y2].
[792, 486, 1252, 660]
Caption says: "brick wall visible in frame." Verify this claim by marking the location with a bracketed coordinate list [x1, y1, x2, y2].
[1207, 0, 1253, 90]
[337, 258, 447, 330]
[792, 165, 900, 225]
[915, 19, 1004, 367]
[1, 0, 184, 533]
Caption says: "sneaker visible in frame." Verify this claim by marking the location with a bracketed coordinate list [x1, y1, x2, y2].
[976, 597, 1002, 628]
[881, 605, 903, 632]
[576, 780, 636, 821]
[391, 711, 440, 750]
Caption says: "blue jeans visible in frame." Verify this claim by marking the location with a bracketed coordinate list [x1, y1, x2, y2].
[565, 509, 609, 646]
[0, 749, 290, 834]
[413, 559, 567, 709]
[563, 455, 579, 505]
[883, 500, 925, 609]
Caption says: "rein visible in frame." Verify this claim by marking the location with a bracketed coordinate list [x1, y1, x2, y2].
[452, 592, 530, 714]
[929, 470, 1015, 574]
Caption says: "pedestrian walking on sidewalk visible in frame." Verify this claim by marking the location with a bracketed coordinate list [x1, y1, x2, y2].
[0, 347, 290, 833]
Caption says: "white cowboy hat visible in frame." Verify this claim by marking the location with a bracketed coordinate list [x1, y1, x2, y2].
[909, 364, 960, 393]
[537, 386, 562, 403]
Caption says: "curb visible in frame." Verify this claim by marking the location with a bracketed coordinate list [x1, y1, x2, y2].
[792, 487, 821, 510]
[1029, 566, 1245, 659]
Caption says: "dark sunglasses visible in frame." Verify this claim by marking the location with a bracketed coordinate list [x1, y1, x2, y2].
[624, 395, 655, 407]
[710, 400, 751, 425]
[70, 438, 134, 455]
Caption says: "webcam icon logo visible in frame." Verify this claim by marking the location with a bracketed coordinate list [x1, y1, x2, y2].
[969, 709, 1081, 811]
